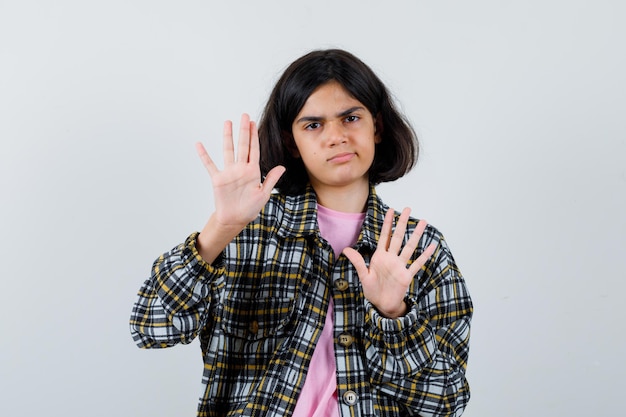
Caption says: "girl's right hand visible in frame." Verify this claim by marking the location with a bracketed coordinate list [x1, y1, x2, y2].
[194, 113, 285, 263]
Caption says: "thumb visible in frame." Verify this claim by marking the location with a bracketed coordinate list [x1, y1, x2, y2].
[343, 247, 369, 279]
[195, 142, 218, 176]
[261, 166, 286, 193]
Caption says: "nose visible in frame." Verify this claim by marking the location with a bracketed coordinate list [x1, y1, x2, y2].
[326, 121, 346, 147]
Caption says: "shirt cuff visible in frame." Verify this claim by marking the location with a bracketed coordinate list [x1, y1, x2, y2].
[181, 232, 226, 278]
[365, 296, 420, 334]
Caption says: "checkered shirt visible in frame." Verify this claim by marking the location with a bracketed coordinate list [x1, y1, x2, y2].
[130, 185, 473, 417]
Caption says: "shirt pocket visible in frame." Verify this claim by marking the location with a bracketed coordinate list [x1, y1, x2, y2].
[220, 296, 296, 341]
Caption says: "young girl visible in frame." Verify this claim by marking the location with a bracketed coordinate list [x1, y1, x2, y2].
[130, 49, 473, 417]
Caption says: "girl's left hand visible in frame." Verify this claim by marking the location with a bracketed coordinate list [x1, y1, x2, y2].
[343, 208, 437, 319]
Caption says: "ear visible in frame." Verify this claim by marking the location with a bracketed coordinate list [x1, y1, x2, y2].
[374, 113, 383, 144]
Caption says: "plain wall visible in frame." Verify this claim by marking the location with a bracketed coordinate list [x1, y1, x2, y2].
[1, 1, 625, 416]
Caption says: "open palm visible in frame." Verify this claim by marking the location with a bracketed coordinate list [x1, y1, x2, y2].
[343, 208, 436, 318]
[196, 113, 285, 230]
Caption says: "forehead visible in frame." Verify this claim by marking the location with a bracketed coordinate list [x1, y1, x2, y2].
[298, 81, 364, 114]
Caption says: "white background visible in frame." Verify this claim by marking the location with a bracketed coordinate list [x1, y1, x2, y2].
[1, 1, 625, 416]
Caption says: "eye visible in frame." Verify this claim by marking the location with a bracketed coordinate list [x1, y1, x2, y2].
[344, 115, 360, 123]
[305, 122, 321, 130]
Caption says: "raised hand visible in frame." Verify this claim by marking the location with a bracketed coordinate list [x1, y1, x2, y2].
[195, 114, 285, 263]
[343, 208, 436, 318]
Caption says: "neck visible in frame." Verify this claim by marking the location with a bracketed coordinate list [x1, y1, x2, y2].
[312, 180, 370, 213]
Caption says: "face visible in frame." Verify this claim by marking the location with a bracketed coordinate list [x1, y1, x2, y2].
[291, 81, 381, 193]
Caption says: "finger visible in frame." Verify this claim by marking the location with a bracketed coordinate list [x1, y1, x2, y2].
[408, 243, 437, 277]
[248, 121, 260, 164]
[223, 120, 235, 164]
[261, 165, 286, 193]
[343, 247, 369, 280]
[195, 142, 219, 176]
[237, 113, 251, 164]
[378, 208, 395, 251]
[388, 207, 411, 255]
[399, 218, 427, 261]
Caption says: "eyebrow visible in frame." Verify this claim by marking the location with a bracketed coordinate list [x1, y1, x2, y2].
[295, 106, 365, 124]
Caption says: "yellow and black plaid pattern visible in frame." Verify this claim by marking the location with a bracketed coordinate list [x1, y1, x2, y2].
[130, 185, 473, 417]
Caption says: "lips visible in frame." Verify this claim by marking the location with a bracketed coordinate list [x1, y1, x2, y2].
[328, 152, 356, 163]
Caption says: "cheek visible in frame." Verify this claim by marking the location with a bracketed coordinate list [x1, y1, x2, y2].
[298, 143, 317, 158]
[301, 152, 318, 166]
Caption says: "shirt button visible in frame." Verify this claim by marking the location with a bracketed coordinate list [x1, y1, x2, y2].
[337, 332, 354, 347]
[342, 390, 358, 405]
[334, 279, 349, 291]
[248, 320, 259, 335]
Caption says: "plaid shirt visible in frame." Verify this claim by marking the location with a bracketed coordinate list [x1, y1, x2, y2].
[130, 185, 473, 417]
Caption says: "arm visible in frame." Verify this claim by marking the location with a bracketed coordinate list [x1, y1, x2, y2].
[130, 114, 285, 348]
[364, 237, 472, 416]
[343, 209, 472, 416]
[129, 233, 223, 348]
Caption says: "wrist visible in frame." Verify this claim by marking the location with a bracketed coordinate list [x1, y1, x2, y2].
[378, 300, 409, 319]
[196, 215, 243, 264]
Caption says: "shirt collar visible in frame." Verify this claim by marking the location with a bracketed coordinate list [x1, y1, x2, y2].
[277, 184, 388, 252]
[275, 185, 318, 239]
[359, 185, 388, 251]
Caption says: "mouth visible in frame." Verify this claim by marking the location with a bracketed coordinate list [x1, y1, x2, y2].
[328, 152, 356, 163]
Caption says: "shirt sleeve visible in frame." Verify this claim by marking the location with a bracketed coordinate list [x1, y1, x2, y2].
[363, 230, 473, 417]
[129, 232, 224, 349]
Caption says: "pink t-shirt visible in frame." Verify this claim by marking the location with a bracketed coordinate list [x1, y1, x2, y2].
[292, 204, 365, 417]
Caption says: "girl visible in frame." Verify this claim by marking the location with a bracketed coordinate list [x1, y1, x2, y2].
[130, 49, 473, 417]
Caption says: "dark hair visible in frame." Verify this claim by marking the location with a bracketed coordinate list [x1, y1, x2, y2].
[258, 49, 418, 195]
